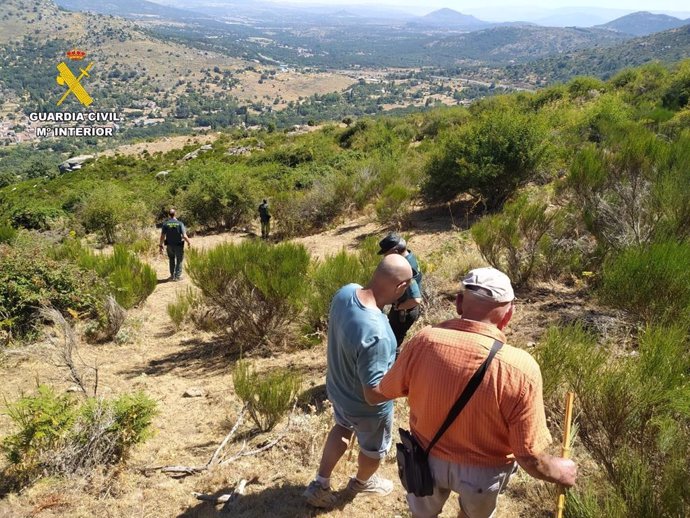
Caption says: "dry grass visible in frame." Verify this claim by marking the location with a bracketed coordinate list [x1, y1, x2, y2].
[230, 70, 355, 106]
[97, 134, 223, 159]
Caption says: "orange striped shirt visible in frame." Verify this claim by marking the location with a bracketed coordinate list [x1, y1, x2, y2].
[379, 318, 552, 467]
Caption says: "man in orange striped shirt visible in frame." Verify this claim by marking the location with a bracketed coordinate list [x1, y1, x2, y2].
[367, 267, 577, 518]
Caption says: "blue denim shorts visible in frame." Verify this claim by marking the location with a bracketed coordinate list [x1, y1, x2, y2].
[332, 402, 393, 459]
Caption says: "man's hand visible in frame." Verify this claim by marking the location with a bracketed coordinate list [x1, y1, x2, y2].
[516, 453, 578, 487]
[553, 458, 578, 487]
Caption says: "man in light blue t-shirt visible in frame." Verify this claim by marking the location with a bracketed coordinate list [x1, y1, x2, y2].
[304, 254, 414, 508]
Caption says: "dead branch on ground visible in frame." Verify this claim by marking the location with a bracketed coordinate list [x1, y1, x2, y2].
[143, 401, 296, 478]
[192, 476, 259, 504]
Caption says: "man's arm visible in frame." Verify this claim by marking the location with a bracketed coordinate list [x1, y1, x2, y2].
[159, 229, 165, 251]
[396, 297, 422, 311]
[361, 333, 418, 405]
[362, 385, 390, 405]
[506, 364, 577, 486]
[395, 279, 422, 310]
[181, 223, 191, 246]
[516, 453, 577, 487]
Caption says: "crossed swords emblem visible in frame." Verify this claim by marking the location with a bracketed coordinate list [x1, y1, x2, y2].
[56, 61, 94, 107]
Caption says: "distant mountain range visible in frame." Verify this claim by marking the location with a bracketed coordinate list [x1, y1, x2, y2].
[598, 11, 689, 36]
[505, 24, 690, 84]
[433, 24, 629, 64]
[410, 8, 491, 30]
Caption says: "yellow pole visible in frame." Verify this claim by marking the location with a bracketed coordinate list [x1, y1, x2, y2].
[556, 391, 575, 518]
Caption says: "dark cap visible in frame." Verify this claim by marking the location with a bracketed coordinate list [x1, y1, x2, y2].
[377, 232, 406, 255]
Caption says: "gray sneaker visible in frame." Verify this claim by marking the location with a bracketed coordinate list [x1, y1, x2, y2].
[346, 474, 394, 497]
[303, 480, 337, 508]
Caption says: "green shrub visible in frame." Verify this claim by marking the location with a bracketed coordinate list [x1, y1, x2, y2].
[660, 108, 690, 138]
[0, 243, 107, 338]
[470, 193, 574, 286]
[187, 240, 310, 352]
[233, 361, 301, 432]
[567, 76, 606, 98]
[51, 240, 156, 310]
[600, 241, 690, 323]
[104, 247, 157, 309]
[77, 186, 149, 244]
[0, 222, 17, 244]
[424, 107, 548, 210]
[302, 248, 375, 342]
[271, 171, 357, 238]
[375, 183, 414, 229]
[167, 287, 201, 330]
[178, 167, 255, 231]
[567, 127, 690, 251]
[536, 325, 690, 518]
[1, 386, 157, 489]
[11, 206, 63, 231]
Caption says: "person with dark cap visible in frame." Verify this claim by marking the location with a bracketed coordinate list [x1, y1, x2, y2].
[159, 208, 191, 281]
[377, 232, 423, 351]
[258, 199, 271, 239]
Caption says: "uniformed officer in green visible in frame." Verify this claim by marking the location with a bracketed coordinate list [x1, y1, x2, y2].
[159, 208, 191, 281]
[259, 199, 271, 239]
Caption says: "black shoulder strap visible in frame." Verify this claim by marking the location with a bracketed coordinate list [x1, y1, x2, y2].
[425, 339, 503, 456]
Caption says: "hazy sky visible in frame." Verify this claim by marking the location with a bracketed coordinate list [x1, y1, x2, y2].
[265, 0, 690, 14]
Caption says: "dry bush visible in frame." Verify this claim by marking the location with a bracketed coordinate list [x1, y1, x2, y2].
[1, 386, 157, 491]
[423, 234, 486, 285]
[86, 296, 126, 343]
[39, 306, 99, 398]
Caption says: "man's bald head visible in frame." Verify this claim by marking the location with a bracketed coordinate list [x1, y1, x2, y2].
[375, 253, 412, 282]
[457, 289, 514, 330]
[370, 254, 414, 306]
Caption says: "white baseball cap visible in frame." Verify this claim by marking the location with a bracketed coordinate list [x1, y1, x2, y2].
[462, 267, 514, 303]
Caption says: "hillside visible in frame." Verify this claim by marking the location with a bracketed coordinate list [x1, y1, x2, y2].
[0, 0, 247, 104]
[503, 23, 690, 84]
[598, 11, 688, 36]
[430, 25, 629, 65]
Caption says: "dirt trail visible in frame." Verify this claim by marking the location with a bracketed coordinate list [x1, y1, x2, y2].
[0, 217, 544, 518]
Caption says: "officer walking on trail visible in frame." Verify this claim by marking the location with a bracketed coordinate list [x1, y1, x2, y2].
[258, 199, 271, 239]
[159, 208, 191, 281]
[377, 233, 423, 351]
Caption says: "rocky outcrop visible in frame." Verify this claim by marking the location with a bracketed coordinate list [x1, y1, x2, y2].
[58, 155, 94, 173]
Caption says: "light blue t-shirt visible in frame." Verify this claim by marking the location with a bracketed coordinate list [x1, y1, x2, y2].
[326, 283, 396, 417]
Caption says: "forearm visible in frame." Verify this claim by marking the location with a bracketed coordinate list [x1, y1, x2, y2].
[362, 385, 392, 405]
[395, 298, 421, 311]
[516, 453, 576, 486]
